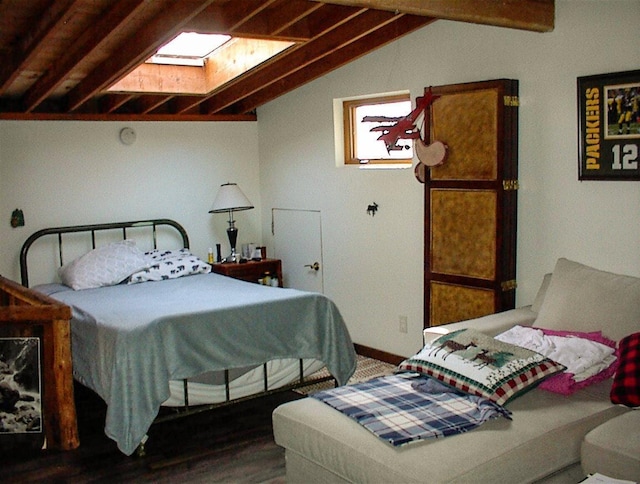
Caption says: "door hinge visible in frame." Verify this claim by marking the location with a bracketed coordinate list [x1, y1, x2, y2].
[501, 279, 517, 291]
[504, 95, 519, 107]
[503, 179, 519, 191]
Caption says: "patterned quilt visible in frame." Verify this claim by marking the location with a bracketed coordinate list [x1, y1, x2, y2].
[312, 373, 511, 446]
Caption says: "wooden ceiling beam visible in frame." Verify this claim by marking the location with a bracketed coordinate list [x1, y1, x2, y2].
[313, 0, 555, 32]
[227, 0, 317, 40]
[202, 9, 400, 115]
[268, 0, 326, 39]
[136, 95, 175, 114]
[0, 111, 256, 122]
[173, 4, 367, 114]
[233, 14, 433, 114]
[65, 0, 216, 112]
[0, 0, 83, 91]
[22, 0, 149, 112]
[186, 0, 321, 41]
[100, 93, 136, 114]
[186, 0, 279, 34]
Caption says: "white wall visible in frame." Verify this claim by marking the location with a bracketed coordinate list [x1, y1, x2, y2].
[1, 1, 638, 359]
[257, 0, 640, 356]
[0, 121, 261, 285]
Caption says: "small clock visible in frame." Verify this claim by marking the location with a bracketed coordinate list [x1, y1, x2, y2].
[119, 127, 136, 145]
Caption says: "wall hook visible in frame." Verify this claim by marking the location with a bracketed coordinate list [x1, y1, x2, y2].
[366, 202, 378, 216]
[10, 208, 24, 227]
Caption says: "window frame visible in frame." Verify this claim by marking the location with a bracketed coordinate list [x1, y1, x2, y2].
[342, 93, 412, 166]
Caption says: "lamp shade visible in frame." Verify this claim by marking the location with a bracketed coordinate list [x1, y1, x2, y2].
[209, 183, 254, 213]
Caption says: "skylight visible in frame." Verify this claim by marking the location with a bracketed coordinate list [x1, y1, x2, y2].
[148, 32, 231, 67]
[108, 32, 296, 96]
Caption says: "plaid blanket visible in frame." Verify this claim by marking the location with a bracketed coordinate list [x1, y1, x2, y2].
[312, 374, 511, 446]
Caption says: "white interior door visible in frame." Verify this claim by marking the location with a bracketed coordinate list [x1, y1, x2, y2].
[272, 208, 323, 293]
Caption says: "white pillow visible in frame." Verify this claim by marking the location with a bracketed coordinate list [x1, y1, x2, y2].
[59, 240, 149, 290]
[535, 258, 640, 341]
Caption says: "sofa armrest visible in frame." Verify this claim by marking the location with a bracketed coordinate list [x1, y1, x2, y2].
[423, 307, 537, 343]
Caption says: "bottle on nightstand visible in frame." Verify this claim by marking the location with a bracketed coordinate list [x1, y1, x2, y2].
[262, 272, 272, 286]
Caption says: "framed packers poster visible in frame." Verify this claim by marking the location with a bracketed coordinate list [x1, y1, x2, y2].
[578, 69, 640, 180]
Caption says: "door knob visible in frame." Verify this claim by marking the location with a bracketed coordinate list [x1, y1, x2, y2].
[304, 262, 320, 271]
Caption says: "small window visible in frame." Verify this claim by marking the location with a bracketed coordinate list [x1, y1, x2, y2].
[342, 93, 413, 165]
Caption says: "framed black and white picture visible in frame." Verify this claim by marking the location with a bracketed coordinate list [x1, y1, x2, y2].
[0, 337, 43, 448]
[577, 69, 640, 180]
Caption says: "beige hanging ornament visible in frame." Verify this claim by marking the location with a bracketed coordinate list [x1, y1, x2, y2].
[415, 139, 448, 167]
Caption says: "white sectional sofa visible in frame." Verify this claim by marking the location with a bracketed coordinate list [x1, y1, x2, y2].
[273, 258, 640, 483]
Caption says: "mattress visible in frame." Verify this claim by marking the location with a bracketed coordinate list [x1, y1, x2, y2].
[164, 357, 325, 406]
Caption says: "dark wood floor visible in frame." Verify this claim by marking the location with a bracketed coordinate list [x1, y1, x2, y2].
[3, 383, 305, 483]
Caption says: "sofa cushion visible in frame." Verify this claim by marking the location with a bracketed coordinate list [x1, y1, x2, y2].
[273, 380, 626, 484]
[581, 411, 640, 481]
[530, 272, 552, 313]
[610, 332, 640, 407]
[535, 258, 640, 341]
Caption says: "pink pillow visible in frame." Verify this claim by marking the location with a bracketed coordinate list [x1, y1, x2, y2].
[534, 328, 618, 395]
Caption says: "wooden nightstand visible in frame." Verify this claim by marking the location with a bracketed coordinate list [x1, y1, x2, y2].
[211, 258, 283, 287]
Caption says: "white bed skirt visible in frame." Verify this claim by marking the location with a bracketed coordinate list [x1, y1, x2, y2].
[164, 358, 325, 407]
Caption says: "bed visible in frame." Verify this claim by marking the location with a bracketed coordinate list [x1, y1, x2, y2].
[19, 219, 357, 456]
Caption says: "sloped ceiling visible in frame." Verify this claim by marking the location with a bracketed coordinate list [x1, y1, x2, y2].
[0, 0, 553, 121]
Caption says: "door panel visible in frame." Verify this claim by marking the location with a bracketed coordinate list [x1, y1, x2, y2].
[424, 79, 518, 328]
[430, 282, 496, 327]
[272, 208, 323, 293]
[430, 89, 499, 181]
[430, 189, 497, 280]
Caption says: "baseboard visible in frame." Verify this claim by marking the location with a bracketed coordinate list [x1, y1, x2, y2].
[353, 343, 405, 366]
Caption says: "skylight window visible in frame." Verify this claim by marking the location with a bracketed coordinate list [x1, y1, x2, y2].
[109, 32, 296, 96]
[148, 32, 231, 66]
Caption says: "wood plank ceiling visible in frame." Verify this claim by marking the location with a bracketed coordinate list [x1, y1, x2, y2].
[0, 0, 553, 121]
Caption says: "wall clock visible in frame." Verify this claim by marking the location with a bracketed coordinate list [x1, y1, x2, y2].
[119, 127, 136, 145]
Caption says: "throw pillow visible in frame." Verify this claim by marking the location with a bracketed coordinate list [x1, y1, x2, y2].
[610, 332, 640, 407]
[59, 240, 148, 290]
[397, 328, 565, 406]
[128, 249, 211, 284]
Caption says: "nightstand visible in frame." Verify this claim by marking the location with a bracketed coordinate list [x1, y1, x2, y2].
[211, 259, 283, 287]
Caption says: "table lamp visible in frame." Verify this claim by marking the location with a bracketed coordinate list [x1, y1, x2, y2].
[209, 182, 254, 263]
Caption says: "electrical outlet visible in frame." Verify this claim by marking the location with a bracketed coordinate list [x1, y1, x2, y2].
[399, 315, 408, 333]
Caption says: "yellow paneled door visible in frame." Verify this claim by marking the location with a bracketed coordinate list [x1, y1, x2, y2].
[424, 79, 519, 327]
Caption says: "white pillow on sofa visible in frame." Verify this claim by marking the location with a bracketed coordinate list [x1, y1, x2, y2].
[535, 258, 640, 341]
[59, 240, 149, 290]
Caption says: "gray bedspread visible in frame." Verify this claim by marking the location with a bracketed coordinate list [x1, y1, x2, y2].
[40, 273, 356, 455]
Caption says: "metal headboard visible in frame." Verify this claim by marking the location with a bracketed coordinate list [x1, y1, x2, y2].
[20, 219, 189, 287]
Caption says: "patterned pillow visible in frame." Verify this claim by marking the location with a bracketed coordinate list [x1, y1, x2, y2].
[610, 332, 640, 407]
[127, 248, 211, 284]
[59, 240, 149, 290]
[397, 328, 565, 406]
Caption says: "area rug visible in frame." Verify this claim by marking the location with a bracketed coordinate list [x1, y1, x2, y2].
[296, 355, 397, 395]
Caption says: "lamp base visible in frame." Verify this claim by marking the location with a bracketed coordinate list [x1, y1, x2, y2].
[221, 225, 240, 263]
[222, 248, 239, 263]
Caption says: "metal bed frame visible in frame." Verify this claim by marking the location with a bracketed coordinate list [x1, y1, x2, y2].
[19, 219, 335, 454]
